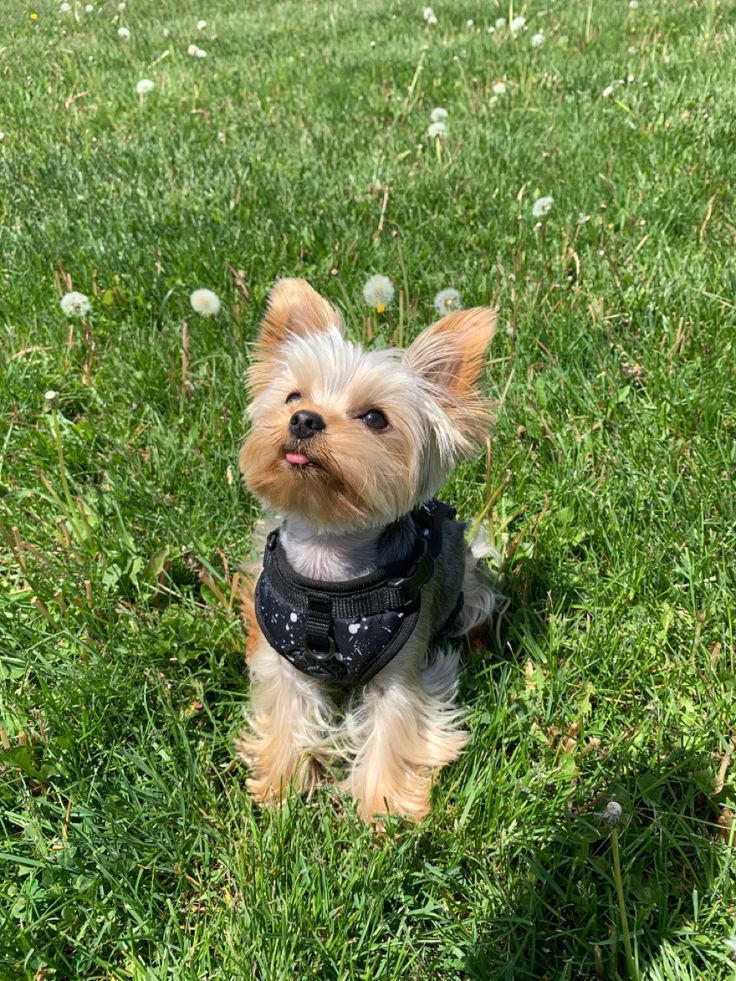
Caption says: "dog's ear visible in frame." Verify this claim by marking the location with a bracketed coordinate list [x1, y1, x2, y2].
[255, 279, 343, 360]
[404, 307, 496, 447]
[249, 279, 344, 395]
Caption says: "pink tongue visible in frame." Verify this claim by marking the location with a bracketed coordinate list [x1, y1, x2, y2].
[286, 452, 310, 465]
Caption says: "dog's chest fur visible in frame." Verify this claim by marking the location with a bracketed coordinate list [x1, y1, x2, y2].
[280, 515, 417, 580]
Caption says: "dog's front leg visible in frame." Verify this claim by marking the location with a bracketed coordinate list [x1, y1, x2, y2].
[237, 639, 333, 802]
[343, 648, 468, 823]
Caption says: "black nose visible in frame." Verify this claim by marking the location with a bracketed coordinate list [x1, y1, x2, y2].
[288, 410, 326, 440]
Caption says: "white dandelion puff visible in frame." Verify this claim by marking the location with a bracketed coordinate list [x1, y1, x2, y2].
[187, 43, 207, 57]
[602, 84, 615, 98]
[118, 1, 125, 9]
[492, 81, 507, 95]
[597, 800, 623, 827]
[531, 32, 545, 48]
[427, 13, 438, 25]
[725, 937, 736, 958]
[59, 2, 71, 12]
[427, 120, 448, 140]
[84, 3, 94, 10]
[495, 17, 506, 30]
[466, 19, 473, 28]
[629, 0, 638, 8]
[196, 19, 207, 30]
[44, 390, 59, 402]
[430, 107, 448, 123]
[117, 26, 130, 41]
[136, 78, 154, 95]
[190, 288, 221, 317]
[362, 275, 394, 313]
[434, 288, 462, 315]
[422, 6, 434, 20]
[60, 292, 91, 317]
[510, 15, 526, 32]
[531, 195, 554, 218]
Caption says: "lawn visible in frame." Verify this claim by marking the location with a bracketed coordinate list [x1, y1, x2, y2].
[1, 0, 735, 976]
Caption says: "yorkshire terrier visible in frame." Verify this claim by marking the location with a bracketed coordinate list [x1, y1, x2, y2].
[237, 278, 501, 822]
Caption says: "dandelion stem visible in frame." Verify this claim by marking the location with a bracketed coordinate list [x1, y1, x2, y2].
[51, 408, 85, 545]
[611, 827, 639, 981]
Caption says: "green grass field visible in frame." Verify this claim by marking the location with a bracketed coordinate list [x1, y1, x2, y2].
[1, 0, 735, 976]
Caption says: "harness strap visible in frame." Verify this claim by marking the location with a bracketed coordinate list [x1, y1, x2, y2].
[263, 500, 455, 618]
[256, 499, 460, 679]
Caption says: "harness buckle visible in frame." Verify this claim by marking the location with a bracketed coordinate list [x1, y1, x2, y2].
[387, 539, 433, 602]
[304, 636, 336, 662]
[304, 594, 335, 661]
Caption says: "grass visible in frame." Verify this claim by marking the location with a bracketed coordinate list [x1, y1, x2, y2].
[1, 0, 735, 976]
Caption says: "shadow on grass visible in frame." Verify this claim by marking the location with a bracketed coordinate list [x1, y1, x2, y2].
[455, 554, 734, 977]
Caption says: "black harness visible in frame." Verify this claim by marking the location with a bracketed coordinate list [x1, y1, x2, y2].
[254, 500, 464, 685]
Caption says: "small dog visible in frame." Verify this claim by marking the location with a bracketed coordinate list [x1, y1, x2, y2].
[237, 278, 501, 822]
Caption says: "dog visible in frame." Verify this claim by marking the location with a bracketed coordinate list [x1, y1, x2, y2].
[237, 278, 502, 822]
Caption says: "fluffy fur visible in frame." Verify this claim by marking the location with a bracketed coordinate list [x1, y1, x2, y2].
[237, 278, 502, 822]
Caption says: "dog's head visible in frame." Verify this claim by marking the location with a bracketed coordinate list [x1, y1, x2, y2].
[240, 278, 496, 531]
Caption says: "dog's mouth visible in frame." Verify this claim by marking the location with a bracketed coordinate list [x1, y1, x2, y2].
[283, 445, 324, 470]
[285, 451, 311, 467]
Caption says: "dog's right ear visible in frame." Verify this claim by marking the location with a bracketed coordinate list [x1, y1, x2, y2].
[249, 279, 343, 393]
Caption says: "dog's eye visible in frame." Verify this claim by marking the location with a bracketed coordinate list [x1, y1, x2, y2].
[361, 409, 388, 431]
[285, 391, 302, 404]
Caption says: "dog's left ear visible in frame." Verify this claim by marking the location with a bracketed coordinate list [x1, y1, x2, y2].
[249, 278, 344, 394]
[404, 307, 496, 446]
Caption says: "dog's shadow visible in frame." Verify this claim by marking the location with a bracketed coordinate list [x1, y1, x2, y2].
[458, 745, 733, 978]
[447, 555, 734, 978]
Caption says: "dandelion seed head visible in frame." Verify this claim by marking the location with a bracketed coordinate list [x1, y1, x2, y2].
[59, 1, 71, 11]
[532, 195, 554, 218]
[531, 32, 545, 48]
[602, 84, 615, 98]
[492, 81, 507, 95]
[117, 26, 130, 40]
[629, 0, 638, 8]
[196, 19, 207, 30]
[188, 43, 207, 57]
[434, 288, 462, 315]
[363, 274, 394, 312]
[598, 800, 623, 827]
[84, 3, 94, 10]
[44, 390, 59, 402]
[427, 13, 438, 25]
[427, 120, 448, 140]
[136, 78, 154, 95]
[510, 15, 526, 32]
[190, 288, 221, 317]
[466, 19, 473, 28]
[430, 107, 448, 123]
[495, 17, 505, 29]
[60, 291, 91, 317]
[422, 6, 434, 20]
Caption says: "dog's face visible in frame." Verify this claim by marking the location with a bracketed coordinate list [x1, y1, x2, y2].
[240, 279, 496, 531]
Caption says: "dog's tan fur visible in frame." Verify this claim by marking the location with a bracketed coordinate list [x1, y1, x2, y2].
[237, 279, 499, 822]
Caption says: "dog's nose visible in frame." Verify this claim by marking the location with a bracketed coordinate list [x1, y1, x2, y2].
[288, 409, 326, 440]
